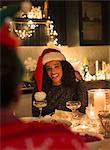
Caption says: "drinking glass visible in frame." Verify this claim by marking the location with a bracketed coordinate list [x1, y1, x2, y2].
[33, 100, 47, 117]
[66, 101, 81, 118]
[98, 110, 110, 138]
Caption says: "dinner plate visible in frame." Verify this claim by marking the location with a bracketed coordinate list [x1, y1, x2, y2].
[20, 117, 38, 123]
[20, 116, 72, 127]
[37, 117, 72, 127]
[70, 126, 103, 143]
[79, 132, 103, 143]
[73, 131, 103, 150]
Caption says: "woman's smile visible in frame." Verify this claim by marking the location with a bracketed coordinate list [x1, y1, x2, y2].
[51, 73, 59, 79]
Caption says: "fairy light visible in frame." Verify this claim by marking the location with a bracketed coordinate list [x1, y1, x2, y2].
[9, 2, 60, 45]
[47, 20, 59, 45]
[14, 20, 37, 39]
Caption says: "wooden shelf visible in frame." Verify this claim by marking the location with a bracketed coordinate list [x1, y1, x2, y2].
[86, 80, 110, 90]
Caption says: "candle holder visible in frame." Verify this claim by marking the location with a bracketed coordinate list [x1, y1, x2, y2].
[88, 89, 110, 116]
[98, 110, 110, 138]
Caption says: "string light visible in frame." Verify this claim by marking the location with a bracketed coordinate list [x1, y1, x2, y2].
[10, 3, 59, 45]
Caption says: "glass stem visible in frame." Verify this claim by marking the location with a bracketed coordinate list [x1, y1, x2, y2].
[39, 109, 42, 117]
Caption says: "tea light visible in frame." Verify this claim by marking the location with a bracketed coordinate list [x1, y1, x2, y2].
[94, 90, 106, 115]
[81, 120, 88, 129]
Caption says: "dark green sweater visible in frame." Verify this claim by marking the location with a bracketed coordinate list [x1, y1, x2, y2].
[32, 81, 88, 117]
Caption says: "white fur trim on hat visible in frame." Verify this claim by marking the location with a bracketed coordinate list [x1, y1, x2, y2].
[42, 52, 66, 65]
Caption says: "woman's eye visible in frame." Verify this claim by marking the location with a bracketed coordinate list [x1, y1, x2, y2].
[55, 65, 59, 68]
[46, 64, 60, 72]
[46, 68, 51, 72]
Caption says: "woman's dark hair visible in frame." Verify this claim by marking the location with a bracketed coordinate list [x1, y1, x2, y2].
[0, 45, 24, 108]
[61, 61, 76, 87]
[42, 60, 77, 92]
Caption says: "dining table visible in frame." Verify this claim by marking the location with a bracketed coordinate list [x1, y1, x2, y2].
[20, 109, 110, 150]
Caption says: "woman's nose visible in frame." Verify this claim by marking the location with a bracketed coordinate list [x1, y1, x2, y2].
[51, 68, 56, 74]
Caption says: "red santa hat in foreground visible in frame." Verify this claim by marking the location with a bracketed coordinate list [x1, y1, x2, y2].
[0, 20, 20, 49]
[34, 46, 66, 101]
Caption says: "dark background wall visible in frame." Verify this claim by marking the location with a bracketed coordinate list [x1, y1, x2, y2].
[1, 0, 110, 46]
[48, 1, 66, 45]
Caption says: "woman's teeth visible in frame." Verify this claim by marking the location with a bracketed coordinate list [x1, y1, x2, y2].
[52, 74, 58, 79]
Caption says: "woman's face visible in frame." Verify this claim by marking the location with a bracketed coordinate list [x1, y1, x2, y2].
[45, 60, 63, 86]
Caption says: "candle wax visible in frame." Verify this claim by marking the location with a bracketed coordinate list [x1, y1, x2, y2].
[94, 91, 106, 115]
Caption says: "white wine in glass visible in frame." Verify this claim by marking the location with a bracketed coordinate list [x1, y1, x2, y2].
[33, 100, 47, 117]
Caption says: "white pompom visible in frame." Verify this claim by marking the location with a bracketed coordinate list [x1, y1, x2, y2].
[34, 91, 46, 101]
[21, 1, 32, 13]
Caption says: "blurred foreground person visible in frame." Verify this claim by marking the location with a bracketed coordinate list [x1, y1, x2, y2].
[0, 13, 88, 150]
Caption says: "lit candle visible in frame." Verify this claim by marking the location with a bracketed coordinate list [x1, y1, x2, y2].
[84, 56, 88, 65]
[95, 60, 98, 75]
[94, 90, 106, 115]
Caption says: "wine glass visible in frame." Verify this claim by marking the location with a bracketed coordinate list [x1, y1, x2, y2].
[66, 101, 81, 118]
[33, 100, 47, 117]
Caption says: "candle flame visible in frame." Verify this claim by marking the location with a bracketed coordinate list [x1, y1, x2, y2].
[95, 89, 105, 97]
[81, 121, 87, 129]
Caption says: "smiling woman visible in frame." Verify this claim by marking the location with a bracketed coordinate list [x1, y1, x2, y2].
[32, 47, 88, 117]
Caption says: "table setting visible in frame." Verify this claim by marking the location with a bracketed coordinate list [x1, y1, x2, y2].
[20, 106, 110, 150]
[20, 88, 110, 150]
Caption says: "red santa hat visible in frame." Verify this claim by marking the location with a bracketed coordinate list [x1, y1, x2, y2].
[0, 1, 32, 47]
[34, 48, 66, 92]
[0, 20, 21, 49]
